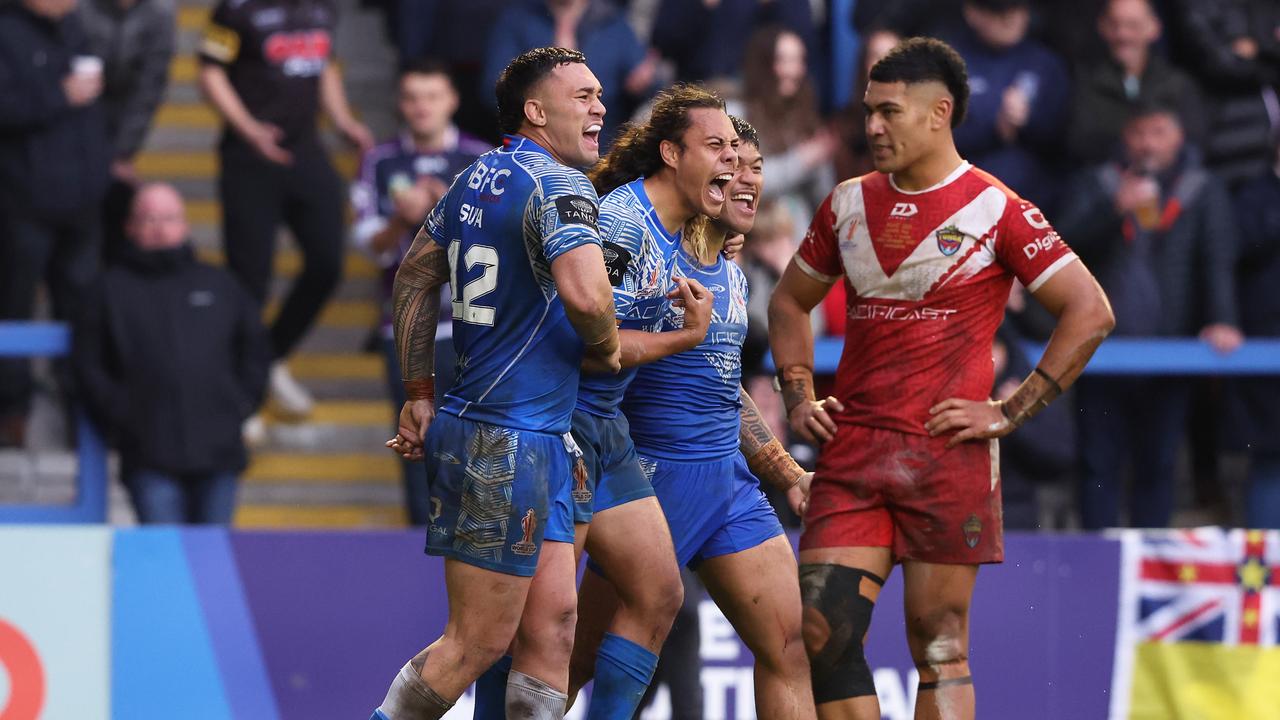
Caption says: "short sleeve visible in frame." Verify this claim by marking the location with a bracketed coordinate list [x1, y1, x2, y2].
[994, 199, 1078, 292]
[795, 192, 843, 283]
[537, 172, 602, 263]
[420, 190, 449, 249]
[198, 1, 243, 66]
[596, 204, 647, 323]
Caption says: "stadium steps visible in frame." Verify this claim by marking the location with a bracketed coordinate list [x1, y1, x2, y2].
[101, 0, 406, 528]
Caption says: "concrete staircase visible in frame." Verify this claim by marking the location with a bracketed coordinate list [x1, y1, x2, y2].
[136, 0, 407, 528]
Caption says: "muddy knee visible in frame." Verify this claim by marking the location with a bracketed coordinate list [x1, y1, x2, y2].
[907, 606, 971, 689]
[799, 563, 884, 704]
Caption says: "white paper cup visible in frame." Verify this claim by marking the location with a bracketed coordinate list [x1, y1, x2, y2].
[72, 55, 103, 78]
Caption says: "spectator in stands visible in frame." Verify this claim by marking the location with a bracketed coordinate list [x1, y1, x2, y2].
[1057, 102, 1242, 529]
[198, 0, 373, 420]
[350, 60, 488, 526]
[482, 0, 658, 146]
[833, 27, 900, 181]
[1168, 0, 1280, 188]
[651, 0, 815, 85]
[381, 0, 507, 142]
[1230, 146, 1280, 528]
[739, 25, 835, 221]
[992, 324, 1076, 529]
[1067, 0, 1204, 168]
[0, 0, 109, 448]
[938, 0, 1071, 211]
[78, 0, 176, 261]
[73, 183, 269, 524]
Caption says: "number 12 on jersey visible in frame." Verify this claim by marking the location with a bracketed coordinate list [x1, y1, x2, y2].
[447, 238, 498, 326]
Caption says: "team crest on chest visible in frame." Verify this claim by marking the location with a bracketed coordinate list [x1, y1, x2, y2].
[936, 225, 964, 256]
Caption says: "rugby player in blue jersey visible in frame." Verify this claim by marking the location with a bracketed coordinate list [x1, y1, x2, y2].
[592, 116, 818, 718]
[372, 47, 621, 720]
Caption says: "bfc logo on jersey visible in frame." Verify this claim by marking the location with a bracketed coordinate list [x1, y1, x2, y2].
[935, 225, 965, 256]
[889, 202, 918, 218]
[467, 162, 511, 200]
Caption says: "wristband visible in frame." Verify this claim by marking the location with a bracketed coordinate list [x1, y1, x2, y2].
[747, 438, 805, 490]
[403, 377, 435, 402]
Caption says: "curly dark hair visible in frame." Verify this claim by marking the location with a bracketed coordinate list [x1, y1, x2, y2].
[588, 83, 725, 196]
[868, 37, 969, 128]
[495, 47, 587, 136]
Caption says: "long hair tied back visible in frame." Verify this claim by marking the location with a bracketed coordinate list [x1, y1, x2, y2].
[588, 83, 725, 197]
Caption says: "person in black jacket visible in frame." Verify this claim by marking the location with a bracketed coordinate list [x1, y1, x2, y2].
[1056, 102, 1242, 529]
[0, 0, 110, 447]
[73, 183, 270, 524]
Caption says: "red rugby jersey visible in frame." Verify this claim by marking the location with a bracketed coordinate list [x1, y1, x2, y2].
[795, 162, 1076, 435]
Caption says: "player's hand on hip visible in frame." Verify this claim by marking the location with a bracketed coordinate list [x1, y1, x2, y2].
[925, 398, 1012, 449]
[386, 400, 435, 460]
[789, 396, 844, 444]
[671, 276, 714, 341]
[786, 471, 813, 517]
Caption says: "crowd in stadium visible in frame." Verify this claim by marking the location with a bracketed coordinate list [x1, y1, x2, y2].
[1, 0, 1278, 532]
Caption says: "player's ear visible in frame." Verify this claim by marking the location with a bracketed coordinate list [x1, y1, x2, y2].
[524, 98, 547, 128]
[930, 95, 953, 131]
[659, 138, 681, 169]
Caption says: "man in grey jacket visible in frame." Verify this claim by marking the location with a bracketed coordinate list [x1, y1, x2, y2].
[1057, 102, 1241, 530]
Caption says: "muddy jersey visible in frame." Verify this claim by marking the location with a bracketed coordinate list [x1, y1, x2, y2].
[795, 162, 1076, 435]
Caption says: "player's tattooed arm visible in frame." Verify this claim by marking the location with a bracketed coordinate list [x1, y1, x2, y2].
[740, 386, 805, 491]
[391, 226, 449, 398]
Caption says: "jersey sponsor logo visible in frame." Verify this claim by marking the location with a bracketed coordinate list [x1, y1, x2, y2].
[935, 225, 964, 256]
[466, 162, 511, 200]
[1022, 206, 1051, 229]
[849, 304, 958, 321]
[554, 195, 599, 229]
[601, 241, 631, 287]
[458, 203, 483, 228]
[1022, 231, 1061, 260]
[889, 202, 918, 218]
[263, 29, 330, 63]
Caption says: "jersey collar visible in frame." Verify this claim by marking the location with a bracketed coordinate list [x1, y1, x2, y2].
[502, 134, 555, 159]
[630, 177, 680, 244]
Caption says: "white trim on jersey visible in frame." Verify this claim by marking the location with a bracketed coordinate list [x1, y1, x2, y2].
[1025, 253, 1079, 293]
[888, 160, 972, 195]
[794, 255, 841, 284]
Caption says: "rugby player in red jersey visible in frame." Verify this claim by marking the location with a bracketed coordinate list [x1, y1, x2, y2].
[768, 38, 1115, 720]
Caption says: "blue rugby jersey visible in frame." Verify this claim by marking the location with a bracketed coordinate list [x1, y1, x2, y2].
[622, 244, 749, 461]
[576, 178, 683, 417]
[422, 135, 602, 434]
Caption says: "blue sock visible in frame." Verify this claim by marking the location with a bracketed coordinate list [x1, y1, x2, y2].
[472, 655, 513, 720]
[587, 633, 659, 720]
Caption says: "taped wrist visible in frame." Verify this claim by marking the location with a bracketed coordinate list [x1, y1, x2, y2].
[1001, 366, 1063, 427]
[403, 377, 435, 402]
[776, 364, 815, 414]
[800, 564, 884, 703]
[748, 438, 804, 490]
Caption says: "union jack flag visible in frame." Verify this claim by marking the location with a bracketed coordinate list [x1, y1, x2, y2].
[1129, 528, 1280, 646]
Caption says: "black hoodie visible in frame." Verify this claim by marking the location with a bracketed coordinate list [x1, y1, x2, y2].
[73, 243, 270, 474]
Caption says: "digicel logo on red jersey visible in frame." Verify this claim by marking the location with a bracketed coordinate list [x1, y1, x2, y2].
[264, 30, 331, 63]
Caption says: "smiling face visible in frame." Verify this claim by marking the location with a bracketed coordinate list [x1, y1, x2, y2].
[664, 107, 738, 219]
[717, 141, 763, 235]
[864, 79, 952, 174]
[528, 61, 606, 168]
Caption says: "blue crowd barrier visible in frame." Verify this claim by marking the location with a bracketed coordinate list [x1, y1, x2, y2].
[767, 337, 1280, 376]
[0, 321, 108, 523]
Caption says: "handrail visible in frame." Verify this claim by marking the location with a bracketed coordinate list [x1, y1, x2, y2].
[0, 322, 108, 523]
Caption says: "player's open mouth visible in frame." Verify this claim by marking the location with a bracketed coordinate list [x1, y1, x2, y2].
[583, 124, 602, 149]
[708, 173, 732, 204]
[730, 190, 756, 215]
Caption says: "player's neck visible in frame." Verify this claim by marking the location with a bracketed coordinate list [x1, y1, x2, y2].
[890, 146, 965, 193]
[410, 125, 451, 153]
[643, 174, 695, 237]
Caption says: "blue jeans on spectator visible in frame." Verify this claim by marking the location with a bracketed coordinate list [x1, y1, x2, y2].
[381, 335, 456, 526]
[1076, 377, 1190, 529]
[123, 466, 239, 524]
[1247, 451, 1280, 529]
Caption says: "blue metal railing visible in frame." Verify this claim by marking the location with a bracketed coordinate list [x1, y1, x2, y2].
[768, 337, 1280, 375]
[0, 322, 108, 523]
